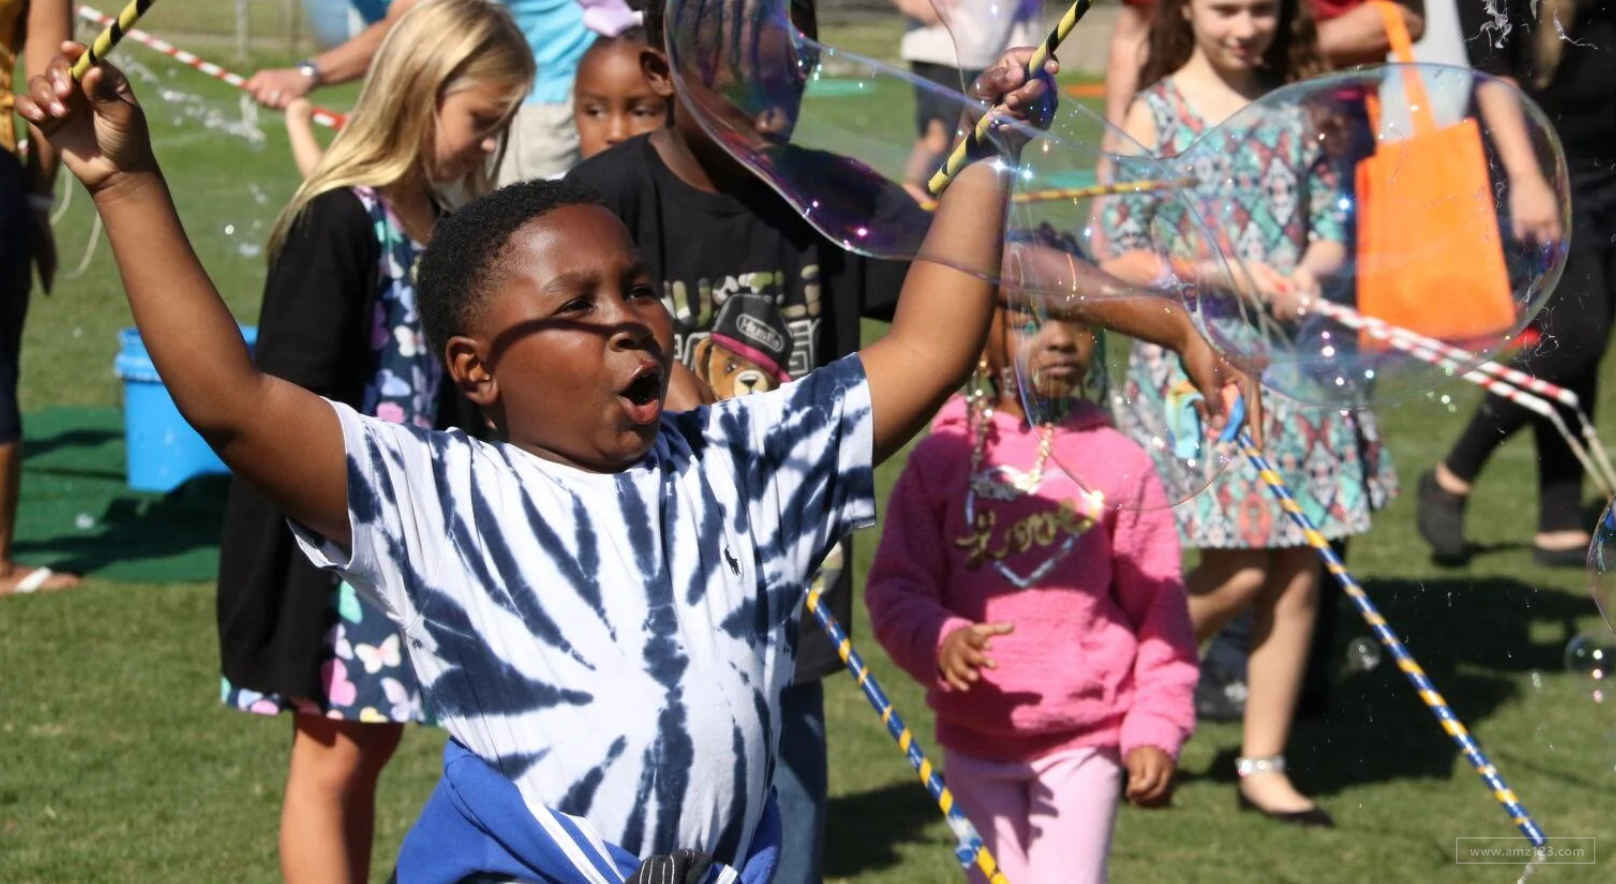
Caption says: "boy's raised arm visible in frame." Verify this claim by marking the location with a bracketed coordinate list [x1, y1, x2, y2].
[860, 51, 1044, 464]
[20, 47, 352, 546]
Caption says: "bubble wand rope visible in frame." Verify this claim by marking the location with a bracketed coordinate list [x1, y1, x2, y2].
[1308, 298, 1616, 494]
[804, 585, 1010, 884]
[1311, 300, 1612, 497]
[924, 0, 1093, 196]
[76, 5, 347, 128]
[1235, 427, 1547, 848]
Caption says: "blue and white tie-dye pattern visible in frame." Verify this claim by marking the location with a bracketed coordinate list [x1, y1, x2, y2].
[291, 355, 874, 866]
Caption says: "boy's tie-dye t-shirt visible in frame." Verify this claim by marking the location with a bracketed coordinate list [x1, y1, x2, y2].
[291, 355, 875, 865]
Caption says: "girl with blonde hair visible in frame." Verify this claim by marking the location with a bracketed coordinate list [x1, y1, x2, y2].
[216, 2, 532, 880]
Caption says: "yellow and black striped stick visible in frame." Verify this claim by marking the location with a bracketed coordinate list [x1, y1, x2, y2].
[804, 585, 1010, 883]
[1237, 430, 1547, 847]
[70, 0, 155, 80]
[924, 0, 1093, 196]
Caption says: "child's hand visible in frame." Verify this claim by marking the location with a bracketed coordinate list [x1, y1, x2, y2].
[937, 621, 1013, 691]
[16, 43, 154, 195]
[1123, 746, 1174, 806]
[963, 48, 1059, 157]
[1172, 328, 1264, 448]
[1507, 168, 1562, 246]
[285, 97, 316, 123]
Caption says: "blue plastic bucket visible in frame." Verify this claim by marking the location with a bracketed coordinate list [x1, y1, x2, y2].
[114, 326, 258, 493]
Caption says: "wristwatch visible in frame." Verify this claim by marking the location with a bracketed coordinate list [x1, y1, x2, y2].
[297, 58, 322, 86]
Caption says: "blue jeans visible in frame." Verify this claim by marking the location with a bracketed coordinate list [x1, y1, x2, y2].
[771, 680, 827, 884]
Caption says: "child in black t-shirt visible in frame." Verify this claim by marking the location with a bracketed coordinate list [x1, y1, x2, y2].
[565, 1, 1253, 879]
[564, 3, 946, 877]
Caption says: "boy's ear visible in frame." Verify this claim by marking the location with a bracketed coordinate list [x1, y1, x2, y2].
[446, 336, 499, 408]
[640, 47, 675, 99]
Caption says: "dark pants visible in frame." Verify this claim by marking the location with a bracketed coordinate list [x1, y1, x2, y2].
[770, 680, 827, 884]
[1445, 166, 1616, 532]
[0, 150, 32, 444]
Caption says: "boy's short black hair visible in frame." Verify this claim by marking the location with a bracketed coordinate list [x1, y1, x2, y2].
[416, 179, 607, 360]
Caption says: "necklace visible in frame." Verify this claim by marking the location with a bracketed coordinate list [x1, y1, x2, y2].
[955, 377, 1103, 587]
[964, 382, 1055, 499]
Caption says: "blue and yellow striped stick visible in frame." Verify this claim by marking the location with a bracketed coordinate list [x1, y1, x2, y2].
[804, 586, 1009, 884]
[1236, 430, 1547, 848]
[71, 0, 155, 79]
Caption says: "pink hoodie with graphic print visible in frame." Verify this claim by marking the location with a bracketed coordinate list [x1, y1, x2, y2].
[866, 395, 1197, 762]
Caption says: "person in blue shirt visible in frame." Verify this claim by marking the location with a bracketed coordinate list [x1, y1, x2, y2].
[248, 0, 594, 182]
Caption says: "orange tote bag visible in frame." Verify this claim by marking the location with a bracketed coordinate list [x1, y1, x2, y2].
[1354, 1, 1514, 346]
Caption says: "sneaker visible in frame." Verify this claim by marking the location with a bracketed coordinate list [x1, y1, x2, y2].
[1416, 469, 1468, 564]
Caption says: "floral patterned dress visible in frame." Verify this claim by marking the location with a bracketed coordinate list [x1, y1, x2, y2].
[222, 186, 438, 722]
[1104, 78, 1397, 549]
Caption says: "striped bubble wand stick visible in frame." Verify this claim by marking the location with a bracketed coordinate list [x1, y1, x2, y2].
[69, 0, 153, 80]
[1236, 428, 1547, 848]
[925, 0, 1095, 196]
[804, 585, 1010, 884]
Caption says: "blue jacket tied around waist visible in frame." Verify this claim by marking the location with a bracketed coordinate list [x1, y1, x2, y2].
[395, 740, 783, 883]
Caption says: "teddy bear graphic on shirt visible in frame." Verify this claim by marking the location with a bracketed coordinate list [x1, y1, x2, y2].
[691, 295, 795, 399]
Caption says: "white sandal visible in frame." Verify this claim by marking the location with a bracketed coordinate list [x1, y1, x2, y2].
[8, 567, 58, 595]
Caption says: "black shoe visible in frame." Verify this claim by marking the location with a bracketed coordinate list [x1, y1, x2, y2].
[1416, 470, 1468, 564]
[1194, 668, 1246, 723]
[1237, 792, 1335, 827]
[1533, 543, 1588, 568]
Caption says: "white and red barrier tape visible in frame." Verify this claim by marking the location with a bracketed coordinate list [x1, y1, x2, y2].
[76, 5, 347, 129]
[1308, 298, 1616, 493]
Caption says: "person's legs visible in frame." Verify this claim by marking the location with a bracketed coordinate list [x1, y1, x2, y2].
[770, 680, 827, 884]
[1531, 200, 1616, 547]
[1185, 548, 1270, 642]
[0, 171, 75, 596]
[1022, 746, 1123, 884]
[280, 715, 405, 884]
[944, 749, 1032, 884]
[1238, 547, 1321, 813]
[1425, 169, 1616, 557]
[495, 99, 582, 186]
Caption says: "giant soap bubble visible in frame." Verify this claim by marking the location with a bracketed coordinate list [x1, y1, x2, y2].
[1589, 501, 1616, 634]
[663, 0, 1252, 293]
[1086, 64, 1570, 409]
[663, 0, 1243, 508]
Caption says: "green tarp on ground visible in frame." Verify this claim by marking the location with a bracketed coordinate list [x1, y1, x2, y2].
[14, 407, 226, 583]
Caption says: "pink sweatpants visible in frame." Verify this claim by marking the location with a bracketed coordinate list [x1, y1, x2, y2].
[944, 745, 1123, 884]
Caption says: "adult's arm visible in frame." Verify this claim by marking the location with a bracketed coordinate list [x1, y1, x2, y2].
[22, 0, 72, 292]
[244, 0, 424, 109]
[1316, 0, 1425, 68]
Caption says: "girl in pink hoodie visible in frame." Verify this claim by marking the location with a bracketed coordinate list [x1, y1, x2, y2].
[866, 298, 1198, 884]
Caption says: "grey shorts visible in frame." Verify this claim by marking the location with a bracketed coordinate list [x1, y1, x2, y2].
[496, 98, 581, 186]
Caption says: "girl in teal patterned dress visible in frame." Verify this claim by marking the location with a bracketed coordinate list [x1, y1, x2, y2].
[1102, 0, 1396, 826]
[213, 2, 534, 880]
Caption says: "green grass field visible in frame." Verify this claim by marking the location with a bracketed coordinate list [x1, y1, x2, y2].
[2, 11, 1614, 883]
